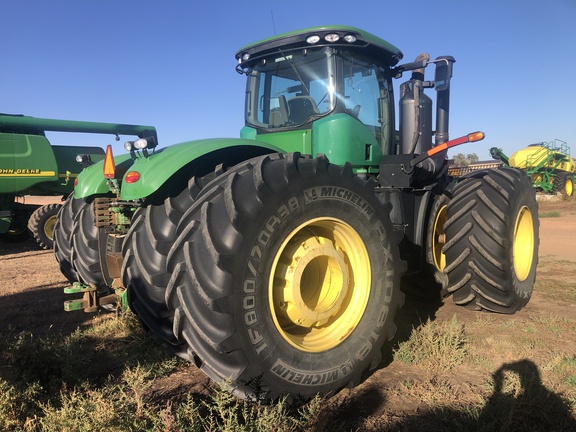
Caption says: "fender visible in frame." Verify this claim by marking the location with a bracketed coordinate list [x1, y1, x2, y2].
[119, 138, 283, 200]
[74, 154, 133, 198]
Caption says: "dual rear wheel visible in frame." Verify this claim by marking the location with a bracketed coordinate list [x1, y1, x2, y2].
[54, 195, 119, 295]
[430, 168, 538, 313]
[162, 153, 405, 400]
[53, 153, 405, 400]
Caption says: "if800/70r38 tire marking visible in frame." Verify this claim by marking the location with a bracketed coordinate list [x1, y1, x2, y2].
[164, 153, 405, 401]
[443, 168, 538, 313]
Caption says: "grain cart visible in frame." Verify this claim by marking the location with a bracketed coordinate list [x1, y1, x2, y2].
[0, 114, 156, 249]
[490, 140, 575, 198]
[58, 25, 539, 401]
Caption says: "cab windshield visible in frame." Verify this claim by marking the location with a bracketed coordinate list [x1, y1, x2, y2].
[244, 47, 393, 150]
[245, 48, 335, 129]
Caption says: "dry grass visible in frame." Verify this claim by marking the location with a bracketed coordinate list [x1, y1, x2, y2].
[0, 313, 320, 431]
[2, 306, 575, 431]
[539, 210, 562, 218]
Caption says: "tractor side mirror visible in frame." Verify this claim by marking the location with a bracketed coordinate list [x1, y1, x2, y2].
[434, 56, 455, 91]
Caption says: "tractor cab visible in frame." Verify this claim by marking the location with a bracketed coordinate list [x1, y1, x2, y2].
[236, 26, 403, 169]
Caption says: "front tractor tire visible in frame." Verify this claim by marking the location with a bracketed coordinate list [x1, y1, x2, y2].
[28, 203, 62, 250]
[443, 168, 539, 313]
[165, 153, 404, 401]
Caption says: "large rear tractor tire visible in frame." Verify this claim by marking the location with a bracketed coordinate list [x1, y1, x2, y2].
[54, 195, 85, 283]
[165, 153, 405, 400]
[122, 175, 217, 352]
[443, 168, 538, 313]
[28, 203, 62, 250]
[553, 172, 574, 199]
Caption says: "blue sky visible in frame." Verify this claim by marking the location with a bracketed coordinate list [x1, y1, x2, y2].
[2, 0, 575, 160]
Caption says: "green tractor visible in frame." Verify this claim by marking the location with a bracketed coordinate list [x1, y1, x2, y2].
[58, 25, 539, 401]
[0, 114, 153, 249]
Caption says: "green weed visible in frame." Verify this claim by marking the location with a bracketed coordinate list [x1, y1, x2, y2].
[393, 315, 468, 370]
[539, 210, 561, 218]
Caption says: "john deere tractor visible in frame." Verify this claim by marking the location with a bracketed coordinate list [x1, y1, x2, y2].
[57, 25, 539, 401]
[0, 114, 154, 249]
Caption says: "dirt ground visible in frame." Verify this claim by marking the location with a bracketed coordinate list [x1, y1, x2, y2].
[1, 196, 575, 428]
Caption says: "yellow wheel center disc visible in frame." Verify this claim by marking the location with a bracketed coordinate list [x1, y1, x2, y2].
[269, 217, 371, 352]
[44, 215, 58, 240]
[275, 236, 349, 328]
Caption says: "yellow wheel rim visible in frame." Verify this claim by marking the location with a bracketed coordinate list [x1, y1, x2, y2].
[432, 204, 448, 272]
[513, 206, 534, 281]
[269, 217, 370, 352]
[566, 177, 574, 197]
[44, 215, 58, 240]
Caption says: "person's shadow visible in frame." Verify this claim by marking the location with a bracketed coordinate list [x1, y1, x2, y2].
[476, 359, 576, 431]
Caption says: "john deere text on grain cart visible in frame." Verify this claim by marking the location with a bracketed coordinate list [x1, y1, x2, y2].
[0, 114, 156, 249]
[55, 25, 539, 401]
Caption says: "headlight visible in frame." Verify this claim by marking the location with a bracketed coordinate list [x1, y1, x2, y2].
[324, 33, 340, 43]
[75, 154, 92, 166]
[124, 141, 134, 152]
[133, 138, 149, 150]
[306, 35, 320, 44]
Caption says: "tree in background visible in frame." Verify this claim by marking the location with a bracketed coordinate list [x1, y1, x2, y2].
[453, 153, 479, 166]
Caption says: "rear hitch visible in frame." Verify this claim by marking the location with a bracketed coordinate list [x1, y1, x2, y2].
[63, 281, 126, 313]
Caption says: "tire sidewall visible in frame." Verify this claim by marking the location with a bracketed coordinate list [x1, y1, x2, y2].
[54, 195, 81, 282]
[226, 171, 399, 395]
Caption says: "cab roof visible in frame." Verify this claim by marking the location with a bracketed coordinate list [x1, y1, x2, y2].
[235, 25, 404, 68]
